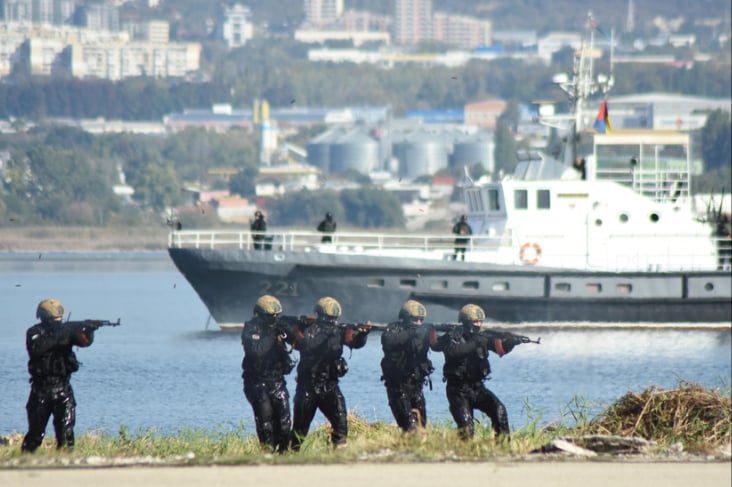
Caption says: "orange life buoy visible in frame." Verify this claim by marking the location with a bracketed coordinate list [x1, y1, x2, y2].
[520, 242, 542, 265]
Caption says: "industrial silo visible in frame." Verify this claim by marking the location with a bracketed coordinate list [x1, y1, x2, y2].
[329, 129, 379, 175]
[392, 129, 449, 180]
[307, 129, 343, 174]
[450, 130, 495, 173]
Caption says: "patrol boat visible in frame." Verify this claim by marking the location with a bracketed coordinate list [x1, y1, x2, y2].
[167, 18, 731, 328]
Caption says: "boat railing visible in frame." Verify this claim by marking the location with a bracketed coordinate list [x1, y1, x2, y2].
[168, 229, 503, 253]
[595, 167, 690, 204]
[168, 229, 730, 271]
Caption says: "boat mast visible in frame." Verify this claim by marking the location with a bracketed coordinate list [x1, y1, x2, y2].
[545, 12, 614, 167]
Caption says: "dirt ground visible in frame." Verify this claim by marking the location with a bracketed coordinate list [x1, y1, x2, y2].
[1, 462, 730, 487]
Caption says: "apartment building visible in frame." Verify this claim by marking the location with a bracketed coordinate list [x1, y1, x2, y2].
[123, 19, 170, 43]
[68, 41, 200, 79]
[1, 0, 32, 21]
[219, 3, 253, 49]
[303, 0, 343, 27]
[433, 12, 491, 49]
[394, 0, 432, 46]
[0, 21, 199, 78]
[464, 98, 507, 129]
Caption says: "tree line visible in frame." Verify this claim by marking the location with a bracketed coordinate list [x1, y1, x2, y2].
[0, 125, 410, 229]
[2, 51, 730, 121]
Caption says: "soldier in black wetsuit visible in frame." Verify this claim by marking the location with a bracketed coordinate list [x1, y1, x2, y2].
[241, 295, 296, 453]
[431, 304, 521, 440]
[22, 298, 95, 452]
[290, 297, 370, 450]
[317, 212, 337, 243]
[250, 211, 267, 250]
[380, 300, 437, 432]
[452, 214, 473, 261]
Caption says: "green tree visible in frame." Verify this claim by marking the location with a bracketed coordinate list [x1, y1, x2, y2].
[340, 188, 404, 228]
[134, 163, 182, 210]
[701, 109, 732, 172]
[229, 166, 259, 198]
[20, 146, 116, 224]
[268, 189, 343, 227]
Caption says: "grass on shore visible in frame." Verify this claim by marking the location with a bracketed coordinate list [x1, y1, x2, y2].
[0, 225, 169, 252]
[1, 381, 729, 466]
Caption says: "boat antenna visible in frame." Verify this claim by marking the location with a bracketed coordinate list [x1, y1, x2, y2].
[461, 165, 475, 186]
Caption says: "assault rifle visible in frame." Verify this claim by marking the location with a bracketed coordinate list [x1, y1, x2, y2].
[482, 329, 541, 345]
[65, 317, 122, 330]
[277, 315, 316, 329]
[278, 315, 372, 332]
[369, 322, 541, 345]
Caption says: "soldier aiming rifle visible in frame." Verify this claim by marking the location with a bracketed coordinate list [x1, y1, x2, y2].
[431, 304, 539, 441]
[22, 299, 120, 453]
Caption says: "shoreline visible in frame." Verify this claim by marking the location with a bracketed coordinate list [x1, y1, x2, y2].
[0, 226, 169, 252]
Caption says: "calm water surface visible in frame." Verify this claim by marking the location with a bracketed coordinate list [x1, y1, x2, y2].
[1, 253, 730, 437]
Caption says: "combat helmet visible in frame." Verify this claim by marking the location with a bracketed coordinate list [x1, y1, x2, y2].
[254, 295, 283, 317]
[458, 304, 485, 324]
[398, 300, 427, 324]
[36, 298, 65, 322]
[314, 296, 342, 319]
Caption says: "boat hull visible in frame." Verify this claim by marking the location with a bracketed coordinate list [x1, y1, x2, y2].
[168, 247, 732, 326]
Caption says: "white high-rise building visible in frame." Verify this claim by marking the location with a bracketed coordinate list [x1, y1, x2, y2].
[303, 0, 343, 26]
[394, 0, 432, 46]
[53, 0, 75, 25]
[2, 0, 33, 22]
[219, 3, 253, 49]
[32, 0, 53, 23]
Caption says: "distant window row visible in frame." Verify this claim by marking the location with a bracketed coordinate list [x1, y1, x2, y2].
[368, 279, 640, 294]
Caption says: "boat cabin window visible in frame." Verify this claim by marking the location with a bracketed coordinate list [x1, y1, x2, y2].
[514, 190, 528, 209]
[616, 284, 632, 294]
[492, 282, 509, 291]
[537, 189, 551, 209]
[488, 189, 501, 211]
[585, 283, 602, 293]
[465, 188, 485, 212]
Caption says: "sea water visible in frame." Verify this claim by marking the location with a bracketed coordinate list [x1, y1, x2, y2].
[1, 253, 730, 437]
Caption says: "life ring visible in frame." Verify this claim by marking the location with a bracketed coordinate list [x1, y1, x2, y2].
[520, 242, 542, 265]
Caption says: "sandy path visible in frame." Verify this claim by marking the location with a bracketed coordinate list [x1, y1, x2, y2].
[1, 462, 730, 487]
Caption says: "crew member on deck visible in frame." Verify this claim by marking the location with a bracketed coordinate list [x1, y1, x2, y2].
[250, 211, 267, 250]
[573, 157, 587, 180]
[452, 215, 473, 261]
[317, 212, 337, 243]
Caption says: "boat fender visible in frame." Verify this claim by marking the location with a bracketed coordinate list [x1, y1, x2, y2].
[520, 242, 542, 265]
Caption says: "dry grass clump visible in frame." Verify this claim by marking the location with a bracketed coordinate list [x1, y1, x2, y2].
[585, 381, 731, 452]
